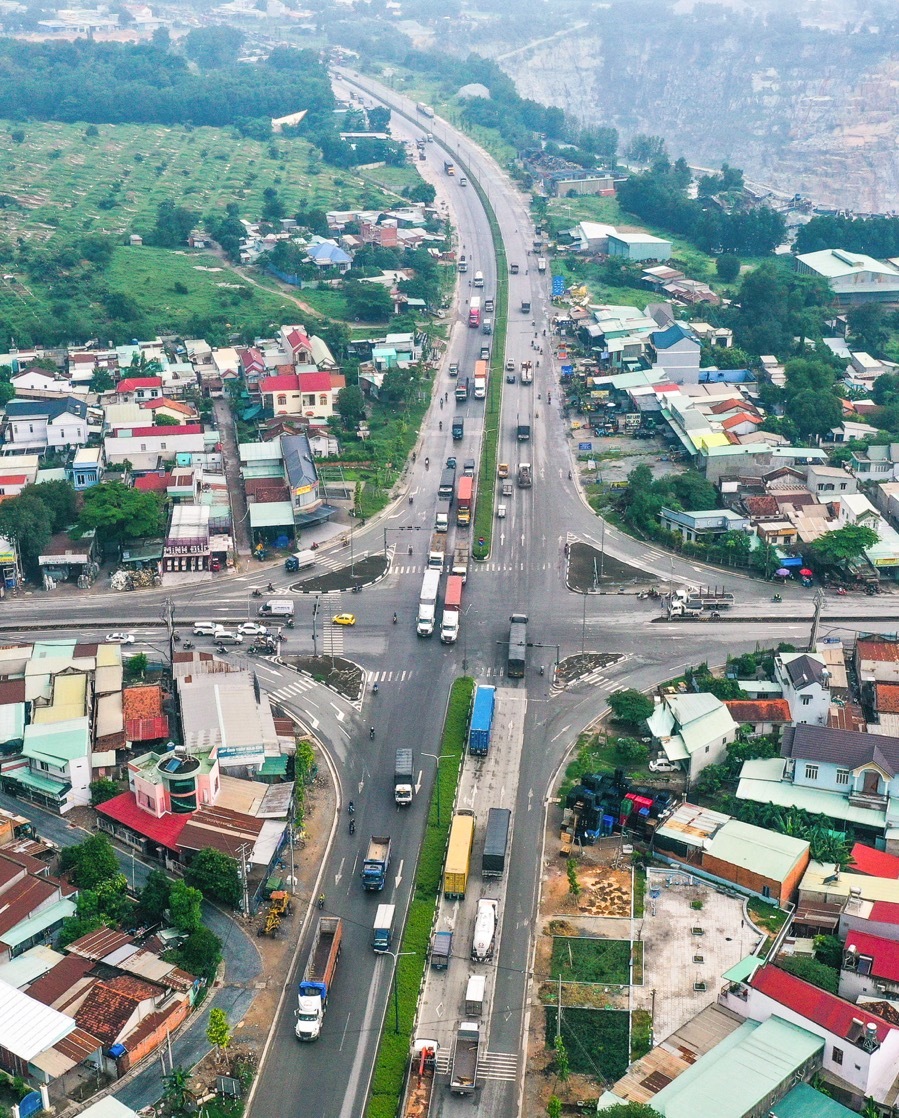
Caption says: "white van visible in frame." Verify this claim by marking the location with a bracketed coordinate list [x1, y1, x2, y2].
[259, 599, 295, 618]
[213, 628, 243, 644]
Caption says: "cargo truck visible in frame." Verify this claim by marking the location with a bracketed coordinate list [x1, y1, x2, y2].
[402, 1039, 438, 1118]
[471, 898, 498, 962]
[372, 904, 395, 953]
[468, 296, 481, 329]
[520, 362, 533, 385]
[451, 418, 464, 441]
[465, 975, 486, 1017]
[416, 102, 434, 118]
[452, 544, 469, 583]
[361, 835, 391, 891]
[417, 568, 441, 636]
[440, 574, 464, 644]
[483, 807, 511, 876]
[537, 256, 547, 274]
[429, 930, 452, 970]
[449, 1022, 482, 1095]
[481, 318, 492, 335]
[443, 159, 455, 175]
[444, 810, 475, 899]
[473, 271, 484, 288]
[455, 377, 469, 403]
[468, 684, 496, 757]
[517, 462, 532, 488]
[435, 499, 450, 533]
[394, 748, 414, 805]
[284, 549, 316, 572]
[259, 599, 295, 617]
[473, 359, 488, 400]
[295, 916, 342, 1040]
[508, 613, 528, 678]
[428, 534, 446, 571]
[484, 297, 495, 313]
[456, 474, 473, 526]
[517, 421, 531, 441]
[438, 467, 456, 502]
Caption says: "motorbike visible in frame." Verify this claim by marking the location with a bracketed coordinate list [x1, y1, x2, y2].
[172, 632, 180, 643]
[310, 541, 319, 551]
[772, 594, 782, 603]
[349, 819, 355, 835]
[393, 613, 398, 624]
[183, 640, 194, 650]
[267, 582, 274, 592]
[286, 618, 294, 628]
[215, 644, 228, 654]
[439, 420, 443, 431]
[409, 495, 414, 505]
[317, 894, 325, 910]
[369, 726, 376, 740]
[710, 610, 721, 619]
[568, 470, 572, 480]
[836, 587, 848, 596]
[372, 682, 379, 694]
[408, 544, 413, 555]
[252, 588, 262, 597]
[539, 665, 544, 676]
[348, 801, 355, 815]
[425, 457, 430, 470]
[352, 584, 362, 594]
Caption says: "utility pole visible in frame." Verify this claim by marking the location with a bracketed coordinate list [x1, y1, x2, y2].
[312, 595, 320, 658]
[237, 842, 251, 914]
[556, 974, 562, 1040]
[807, 589, 825, 652]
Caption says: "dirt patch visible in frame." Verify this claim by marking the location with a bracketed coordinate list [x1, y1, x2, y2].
[556, 651, 623, 687]
[567, 541, 655, 591]
[543, 858, 631, 918]
[277, 655, 362, 702]
[293, 553, 388, 593]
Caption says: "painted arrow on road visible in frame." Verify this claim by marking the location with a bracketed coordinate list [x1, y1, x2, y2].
[394, 859, 404, 890]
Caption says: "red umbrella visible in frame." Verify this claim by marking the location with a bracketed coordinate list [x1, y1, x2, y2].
[799, 568, 813, 577]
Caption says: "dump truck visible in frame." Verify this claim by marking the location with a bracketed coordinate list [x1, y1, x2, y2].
[520, 362, 533, 384]
[441, 574, 464, 644]
[517, 463, 532, 488]
[443, 159, 455, 175]
[449, 1021, 482, 1095]
[508, 613, 528, 678]
[471, 898, 498, 962]
[394, 748, 414, 805]
[417, 568, 441, 636]
[452, 543, 470, 583]
[402, 1039, 438, 1118]
[468, 684, 496, 757]
[428, 533, 446, 571]
[295, 916, 342, 1041]
[455, 376, 469, 402]
[361, 835, 391, 891]
[483, 807, 511, 877]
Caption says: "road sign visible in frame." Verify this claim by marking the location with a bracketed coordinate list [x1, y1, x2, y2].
[578, 442, 592, 451]
[552, 276, 565, 296]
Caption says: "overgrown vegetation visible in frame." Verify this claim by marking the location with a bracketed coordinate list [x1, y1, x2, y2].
[544, 1007, 630, 1081]
[550, 938, 630, 985]
[366, 677, 473, 1118]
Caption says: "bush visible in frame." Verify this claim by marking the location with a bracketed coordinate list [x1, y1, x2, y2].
[90, 777, 120, 806]
[778, 957, 839, 994]
[608, 689, 653, 727]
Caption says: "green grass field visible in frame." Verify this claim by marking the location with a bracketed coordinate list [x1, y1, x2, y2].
[550, 937, 631, 985]
[0, 121, 387, 245]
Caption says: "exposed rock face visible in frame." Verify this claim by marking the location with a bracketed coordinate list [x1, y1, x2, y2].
[484, 16, 899, 212]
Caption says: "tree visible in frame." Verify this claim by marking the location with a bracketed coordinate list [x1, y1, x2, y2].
[261, 186, 285, 225]
[60, 834, 120, 890]
[125, 652, 149, 679]
[90, 368, 114, 392]
[149, 199, 198, 249]
[162, 1066, 194, 1115]
[168, 879, 203, 933]
[814, 934, 844, 970]
[206, 1008, 232, 1061]
[0, 493, 52, 575]
[167, 925, 222, 982]
[155, 413, 180, 426]
[626, 134, 667, 165]
[553, 1035, 570, 1082]
[138, 869, 172, 924]
[715, 254, 740, 283]
[183, 26, 244, 69]
[344, 280, 392, 321]
[78, 481, 163, 543]
[336, 384, 365, 430]
[20, 480, 76, 532]
[547, 1097, 562, 1118]
[809, 524, 879, 570]
[847, 302, 888, 356]
[367, 105, 390, 131]
[788, 388, 843, 440]
[89, 778, 119, 806]
[608, 689, 654, 727]
[184, 847, 242, 907]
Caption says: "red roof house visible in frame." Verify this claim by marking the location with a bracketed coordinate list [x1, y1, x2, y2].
[849, 843, 899, 880]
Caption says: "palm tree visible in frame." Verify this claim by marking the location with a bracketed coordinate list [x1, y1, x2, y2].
[163, 1067, 193, 1114]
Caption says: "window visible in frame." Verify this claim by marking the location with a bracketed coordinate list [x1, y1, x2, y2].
[840, 483, 847, 491]
[140, 443, 147, 451]
[277, 394, 287, 406]
[801, 695, 812, 705]
[805, 764, 819, 781]
[836, 768, 849, 786]
[319, 394, 328, 406]
[832, 1047, 843, 1065]
[160, 443, 166, 450]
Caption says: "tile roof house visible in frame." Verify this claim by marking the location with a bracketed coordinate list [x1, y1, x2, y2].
[74, 974, 165, 1046]
[774, 652, 831, 726]
[647, 692, 738, 779]
[115, 377, 162, 402]
[849, 843, 899, 880]
[856, 640, 899, 686]
[725, 699, 793, 738]
[122, 685, 169, 745]
[720, 963, 899, 1104]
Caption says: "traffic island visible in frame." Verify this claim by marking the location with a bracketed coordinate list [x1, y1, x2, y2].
[555, 652, 624, 689]
[292, 553, 388, 593]
[277, 655, 363, 702]
[566, 540, 660, 592]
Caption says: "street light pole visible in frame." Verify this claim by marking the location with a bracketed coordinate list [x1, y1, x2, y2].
[384, 949, 416, 1033]
[422, 751, 451, 827]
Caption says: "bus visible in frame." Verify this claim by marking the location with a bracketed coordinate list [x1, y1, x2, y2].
[443, 810, 475, 898]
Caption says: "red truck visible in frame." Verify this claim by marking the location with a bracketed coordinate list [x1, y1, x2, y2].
[440, 575, 464, 644]
[456, 474, 474, 526]
[468, 296, 481, 329]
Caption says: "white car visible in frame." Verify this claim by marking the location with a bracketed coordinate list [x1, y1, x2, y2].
[238, 622, 269, 637]
[105, 632, 135, 645]
[649, 757, 679, 774]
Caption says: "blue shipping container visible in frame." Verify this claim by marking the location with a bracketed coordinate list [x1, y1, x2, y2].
[468, 685, 496, 756]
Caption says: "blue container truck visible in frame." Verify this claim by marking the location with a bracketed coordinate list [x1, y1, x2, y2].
[468, 685, 496, 756]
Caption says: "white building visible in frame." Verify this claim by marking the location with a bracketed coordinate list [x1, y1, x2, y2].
[774, 652, 831, 726]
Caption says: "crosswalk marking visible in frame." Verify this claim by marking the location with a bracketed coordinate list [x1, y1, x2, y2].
[367, 669, 411, 684]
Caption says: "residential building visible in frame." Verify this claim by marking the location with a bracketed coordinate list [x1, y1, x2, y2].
[115, 377, 162, 403]
[607, 232, 672, 261]
[279, 326, 314, 367]
[795, 249, 899, 305]
[162, 505, 212, 575]
[850, 444, 899, 484]
[840, 930, 899, 1003]
[647, 692, 738, 779]
[659, 507, 749, 541]
[281, 433, 334, 531]
[178, 668, 279, 769]
[3, 398, 89, 453]
[306, 240, 353, 271]
[258, 371, 345, 419]
[652, 322, 701, 372]
[806, 464, 857, 499]
[774, 652, 832, 725]
[720, 963, 899, 1107]
[67, 447, 103, 491]
[103, 424, 207, 469]
[138, 398, 197, 424]
[856, 639, 899, 686]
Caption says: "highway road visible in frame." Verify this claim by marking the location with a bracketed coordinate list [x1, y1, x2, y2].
[2, 72, 895, 1118]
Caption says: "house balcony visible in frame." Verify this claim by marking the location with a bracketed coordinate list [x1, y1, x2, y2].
[849, 789, 888, 811]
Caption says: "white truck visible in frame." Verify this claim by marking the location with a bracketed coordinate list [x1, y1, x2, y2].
[537, 256, 547, 274]
[417, 568, 441, 637]
[452, 544, 470, 584]
[259, 599, 295, 618]
[295, 917, 342, 1041]
[428, 533, 446, 571]
[471, 898, 498, 962]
